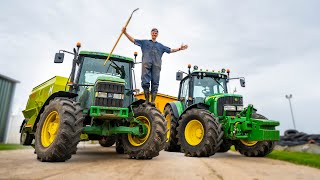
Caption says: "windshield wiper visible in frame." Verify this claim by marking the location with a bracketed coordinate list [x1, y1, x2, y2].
[211, 77, 226, 92]
[106, 60, 126, 79]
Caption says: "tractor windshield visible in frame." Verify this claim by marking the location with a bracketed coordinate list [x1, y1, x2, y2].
[193, 76, 227, 103]
[78, 56, 130, 88]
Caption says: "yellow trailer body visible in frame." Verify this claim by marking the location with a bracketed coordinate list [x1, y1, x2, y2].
[135, 92, 177, 113]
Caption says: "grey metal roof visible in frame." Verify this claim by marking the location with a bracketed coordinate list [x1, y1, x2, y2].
[0, 74, 20, 83]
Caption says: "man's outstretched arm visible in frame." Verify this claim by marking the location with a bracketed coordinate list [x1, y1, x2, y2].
[122, 27, 135, 43]
[171, 44, 188, 53]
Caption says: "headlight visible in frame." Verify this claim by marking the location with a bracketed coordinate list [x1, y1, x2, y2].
[95, 92, 124, 99]
[224, 105, 236, 111]
[95, 92, 108, 98]
[237, 106, 244, 111]
[113, 93, 124, 99]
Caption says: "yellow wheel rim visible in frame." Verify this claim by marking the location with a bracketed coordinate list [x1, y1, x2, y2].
[240, 139, 258, 146]
[165, 114, 171, 142]
[41, 111, 60, 147]
[128, 116, 151, 147]
[184, 120, 204, 146]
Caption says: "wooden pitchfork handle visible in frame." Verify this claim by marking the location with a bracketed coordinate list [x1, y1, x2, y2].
[104, 8, 139, 66]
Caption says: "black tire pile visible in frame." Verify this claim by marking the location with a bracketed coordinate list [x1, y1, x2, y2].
[277, 129, 320, 146]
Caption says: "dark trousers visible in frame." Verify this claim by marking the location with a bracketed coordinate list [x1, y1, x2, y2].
[141, 61, 161, 93]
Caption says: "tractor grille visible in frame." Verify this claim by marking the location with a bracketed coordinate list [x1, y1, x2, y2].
[96, 82, 125, 93]
[217, 96, 243, 116]
[95, 81, 125, 107]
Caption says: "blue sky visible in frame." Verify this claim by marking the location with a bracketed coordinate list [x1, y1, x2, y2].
[1, 0, 320, 135]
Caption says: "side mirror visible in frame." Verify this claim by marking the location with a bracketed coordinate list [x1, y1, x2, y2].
[54, 53, 64, 63]
[240, 78, 245, 87]
[176, 72, 183, 81]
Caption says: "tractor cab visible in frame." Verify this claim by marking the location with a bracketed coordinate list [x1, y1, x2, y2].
[54, 46, 136, 110]
[176, 65, 244, 110]
[191, 70, 228, 104]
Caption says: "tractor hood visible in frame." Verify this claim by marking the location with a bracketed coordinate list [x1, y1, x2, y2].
[95, 75, 125, 84]
[204, 93, 244, 116]
[204, 93, 243, 105]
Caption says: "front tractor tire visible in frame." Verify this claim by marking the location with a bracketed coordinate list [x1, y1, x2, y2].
[121, 104, 167, 159]
[177, 109, 223, 157]
[99, 136, 116, 147]
[234, 113, 275, 157]
[35, 98, 83, 162]
[163, 105, 181, 152]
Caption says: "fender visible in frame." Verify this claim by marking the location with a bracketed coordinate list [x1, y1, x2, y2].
[128, 99, 146, 112]
[19, 119, 27, 133]
[181, 103, 210, 116]
[165, 102, 180, 119]
[33, 91, 78, 131]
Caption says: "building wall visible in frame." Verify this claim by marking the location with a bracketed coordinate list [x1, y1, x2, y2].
[0, 74, 18, 143]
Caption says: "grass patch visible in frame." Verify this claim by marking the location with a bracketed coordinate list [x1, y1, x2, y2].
[229, 145, 319, 168]
[0, 144, 31, 151]
[267, 150, 320, 169]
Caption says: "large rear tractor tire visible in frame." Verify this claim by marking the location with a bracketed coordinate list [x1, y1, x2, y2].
[121, 104, 167, 159]
[99, 136, 116, 147]
[35, 98, 83, 162]
[20, 119, 34, 145]
[234, 113, 275, 157]
[177, 109, 223, 157]
[163, 105, 181, 152]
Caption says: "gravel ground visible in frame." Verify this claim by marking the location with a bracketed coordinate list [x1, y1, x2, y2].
[0, 144, 319, 180]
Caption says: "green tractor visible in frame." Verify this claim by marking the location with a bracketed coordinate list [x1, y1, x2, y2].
[19, 43, 167, 162]
[164, 65, 280, 157]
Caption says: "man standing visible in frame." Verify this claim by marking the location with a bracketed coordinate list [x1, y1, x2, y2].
[123, 27, 188, 105]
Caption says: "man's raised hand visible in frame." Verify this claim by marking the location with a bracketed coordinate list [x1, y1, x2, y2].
[180, 44, 188, 50]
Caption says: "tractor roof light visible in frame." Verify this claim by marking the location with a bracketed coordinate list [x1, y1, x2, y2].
[67, 82, 73, 86]
[133, 52, 138, 63]
[76, 42, 81, 48]
[227, 69, 230, 73]
[221, 68, 226, 73]
[188, 64, 192, 74]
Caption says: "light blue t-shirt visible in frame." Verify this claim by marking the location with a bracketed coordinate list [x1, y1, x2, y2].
[134, 39, 171, 64]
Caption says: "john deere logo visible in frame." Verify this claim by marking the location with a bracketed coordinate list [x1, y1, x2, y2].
[234, 98, 238, 102]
